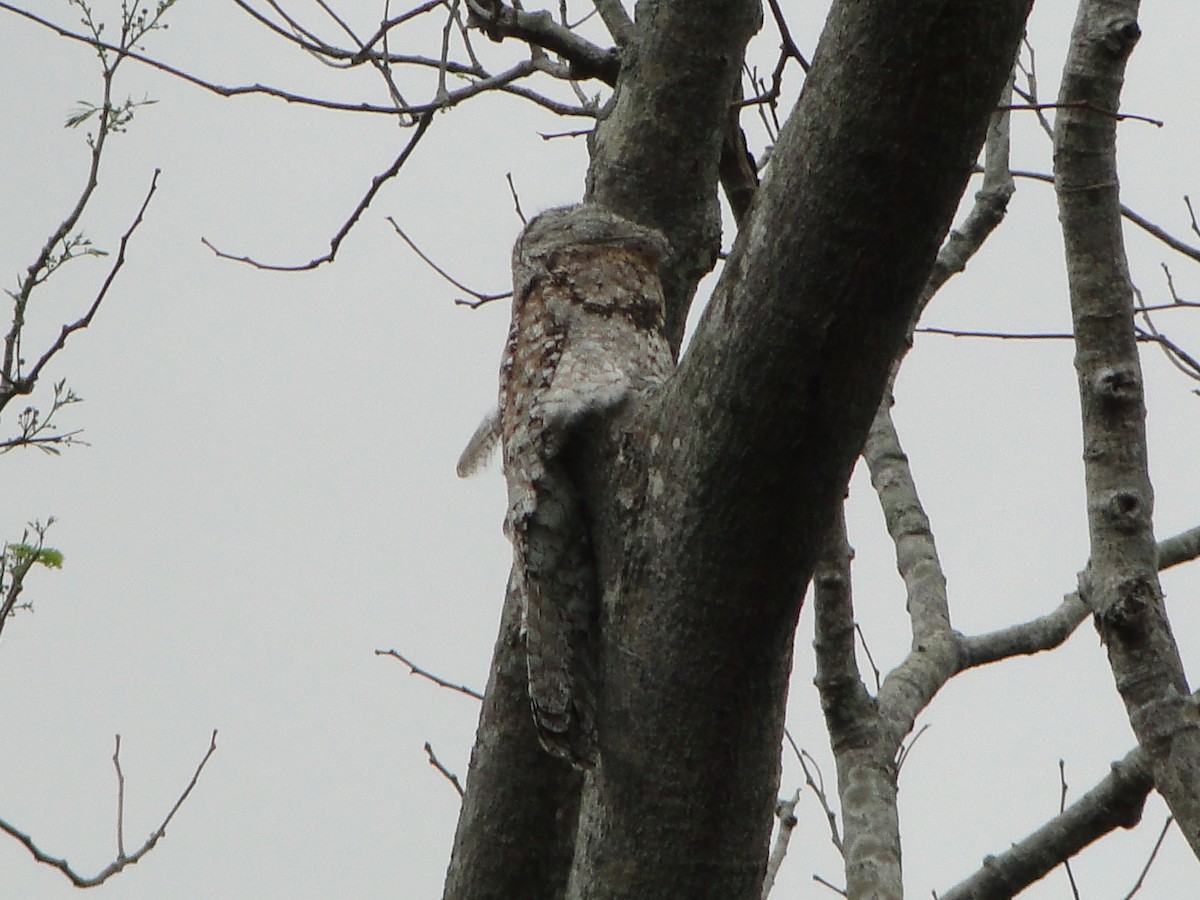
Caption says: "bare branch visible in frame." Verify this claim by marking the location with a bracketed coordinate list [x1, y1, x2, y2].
[593, 0, 633, 47]
[853, 623, 881, 694]
[4, 171, 160, 413]
[764, 0, 810, 73]
[813, 509, 865, 702]
[958, 522, 1200, 671]
[863, 404, 950, 650]
[353, 1, 448, 61]
[465, 0, 620, 84]
[783, 729, 843, 856]
[505, 172, 527, 225]
[813, 508, 904, 895]
[202, 113, 432, 271]
[913, 86, 1016, 319]
[260, 0, 328, 47]
[375, 648, 484, 700]
[1056, 3, 1200, 847]
[0, 380, 87, 455]
[538, 128, 591, 141]
[812, 873, 848, 896]
[0, 5, 595, 119]
[919, 326, 1200, 382]
[761, 789, 800, 898]
[1157, 524, 1200, 570]
[957, 593, 1090, 671]
[1014, 36, 1054, 139]
[1122, 817, 1174, 899]
[918, 327, 1075, 341]
[424, 742, 466, 797]
[2, 3, 163, 409]
[0, 731, 218, 888]
[1005, 168, 1200, 263]
[940, 747, 1154, 900]
[112, 735, 127, 859]
[1006, 100, 1162, 128]
[1185, 195, 1199, 239]
[386, 218, 511, 307]
[1058, 760, 1081, 899]
[1132, 290, 1200, 385]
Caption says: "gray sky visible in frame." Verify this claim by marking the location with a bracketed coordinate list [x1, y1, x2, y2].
[2, 2, 1198, 897]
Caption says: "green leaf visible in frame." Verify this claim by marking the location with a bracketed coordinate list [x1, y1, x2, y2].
[6, 544, 64, 569]
[36, 548, 64, 569]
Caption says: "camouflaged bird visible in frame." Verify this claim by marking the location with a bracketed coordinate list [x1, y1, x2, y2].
[457, 205, 673, 767]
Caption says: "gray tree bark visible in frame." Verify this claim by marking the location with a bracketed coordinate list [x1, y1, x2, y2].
[444, 1, 1033, 897]
[1054, 0, 1200, 856]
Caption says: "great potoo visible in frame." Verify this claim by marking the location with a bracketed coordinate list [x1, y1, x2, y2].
[458, 204, 673, 767]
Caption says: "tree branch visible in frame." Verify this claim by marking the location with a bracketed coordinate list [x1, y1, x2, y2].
[464, 1, 620, 84]
[940, 745, 1155, 900]
[1005, 168, 1200, 263]
[958, 523, 1200, 670]
[0, 731, 218, 888]
[0, 4, 595, 119]
[813, 507, 903, 898]
[5, 171, 160, 412]
[424, 741, 466, 797]
[1055, 1, 1200, 853]
[386, 218, 510, 307]
[376, 648, 484, 700]
[201, 113, 432, 271]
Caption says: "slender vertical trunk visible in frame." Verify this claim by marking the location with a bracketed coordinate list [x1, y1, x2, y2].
[1054, 0, 1200, 854]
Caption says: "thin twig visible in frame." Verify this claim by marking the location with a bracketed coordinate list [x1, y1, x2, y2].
[113, 735, 126, 860]
[918, 327, 1075, 340]
[505, 172, 527, 225]
[436, 0, 459, 103]
[1132, 286, 1200, 384]
[0, 520, 56, 640]
[764, 0, 810, 73]
[1059, 760, 1081, 899]
[1, 5, 593, 119]
[853, 622, 881, 693]
[203, 113, 433, 271]
[1002, 168, 1200, 263]
[352, 0, 447, 60]
[386, 218, 511, 307]
[1014, 36, 1054, 139]
[1122, 817, 1174, 899]
[0, 730, 218, 888]
[919, 325, 1200, 376]
[894, 723, 930, 776]
[812, 873, 848, 896]
[1005, 101, 1163, 127]
[538, 128, 592, 140]
[784, 729, 843, 856]
[262, 0, 326, 47]
[10, 170, 160, 406]
[424, 741, 465, 797]
[375, 648, 484, 700]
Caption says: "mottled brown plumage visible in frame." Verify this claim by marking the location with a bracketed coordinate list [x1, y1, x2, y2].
[459, 205, 673, 767]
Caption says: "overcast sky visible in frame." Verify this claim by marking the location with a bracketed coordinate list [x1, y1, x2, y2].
[1, 2, 1198, 897]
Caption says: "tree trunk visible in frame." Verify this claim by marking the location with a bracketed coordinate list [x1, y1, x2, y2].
[1054, 0, 1200, 855]
[445, 2, 1033, 897]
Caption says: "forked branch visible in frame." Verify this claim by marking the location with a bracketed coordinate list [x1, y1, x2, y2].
[0, 731, 218, 888]
[201, 114, 433, 271]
